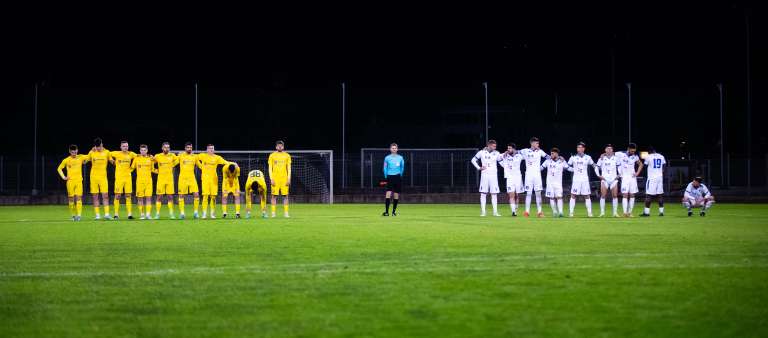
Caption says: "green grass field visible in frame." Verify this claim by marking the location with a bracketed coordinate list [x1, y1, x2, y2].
[1, 203, 767, 337]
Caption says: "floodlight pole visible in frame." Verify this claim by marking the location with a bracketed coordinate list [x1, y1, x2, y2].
[341, 82, 346, 189]
[483, 82, 489, 142]
[717, 83, 725, 188]
[626, 82, 632, 144]
[32, 82, 39, 195]
[194, 82, 199, 150]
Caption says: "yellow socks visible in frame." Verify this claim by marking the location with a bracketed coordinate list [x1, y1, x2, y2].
[193, 196, 200, 213]
[156, 201, 162, 214]
[114, 199, 120, 216]
[222, 203, 228, 215]
[284, 204, 289, 214]
[94, 206, 100, 216]
[138, 205, 144, 215]
[76, 200, 83, 216]
[68, 201, 75, 216]
[104, 204, 110, 215]
[178, 197, 185, 214]
[235, 203, 240, 214]
[271, 205, 276, 214]
[201, 195, 208, 213]
[126, 199, 133, 216]
[146, 203, 152, 216]
[168, 201, 174, 214]
[209, 197, 216, 213]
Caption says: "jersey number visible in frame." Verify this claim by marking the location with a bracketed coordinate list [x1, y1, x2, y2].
[653, 159, 662, 169]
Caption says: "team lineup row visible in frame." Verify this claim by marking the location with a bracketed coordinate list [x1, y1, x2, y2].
[56, 139, 293, 221]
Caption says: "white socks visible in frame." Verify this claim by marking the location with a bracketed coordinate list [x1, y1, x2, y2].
[629, 197, 635, 213]
[622, 197, 628, 213]
[585, 198, 592, 216]
[480, 193, 487, 214]
[600, 197, 606, 214]
[535, 191, 542, 213]
[569, 198, 576, 215]
[491, 194, 498, 214]
[525, 193, 532, 213]
[557, 199, 564, 214]
[612, 198, 618, 215]
[550, 199, 557, 214]
[510, 200, 517, 214]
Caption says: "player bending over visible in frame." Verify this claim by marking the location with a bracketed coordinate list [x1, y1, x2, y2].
[683, 177, 715, 216]
[382, 143, 404, 216]
[154, 142, 178, 219]
[520, 137, 548, 217]
[221, 163, 242, 218]
[245, 169, 268, 218]
[57, 145, 89, 220]
[268, 140, 292, 218]
[640, 146, 666, 217]
[595, 144, 620, 217]
[197, 144, 231, 219]
[131, 145, 157, 220]
[567, 142, 595, 217]
[616, 143, 644, 217]
[110, 141, 137, 219]
[471, 139, 502, 216]
[541, 147, 569, 217]
[499, 143, 524, 216]
[177, 142, 200, 219]
[88, 138, 111, 220]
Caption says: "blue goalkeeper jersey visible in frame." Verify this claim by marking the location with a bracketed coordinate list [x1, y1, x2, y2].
[383, 154, 405, 177]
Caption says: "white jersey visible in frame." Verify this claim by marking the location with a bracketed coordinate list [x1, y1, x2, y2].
[644, 153, 666, 179]
[568, 154, 594, 182]
[541, 158, 569, 185]
[684, 183, 711, 200]
[616, 152, 640, 177]
[595, 154, 619, 179]
[519, 148, 547, 177]
[499, 152, 523, 178]
[471, 148, 502, 176]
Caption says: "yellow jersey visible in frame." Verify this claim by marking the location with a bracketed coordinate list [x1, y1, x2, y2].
[88, 149, 110, 178]
[197, 153, 228, 180]
[222, 164, 240, 185]
[245, 170, 267, 192]
[131, 156, 156, 183]
[154, 152, 178, 181]
[178, 152, 198, 178]
[57, 155, 89, 181]
[111, 151, 137, 178]
[268, 151, 291, 179]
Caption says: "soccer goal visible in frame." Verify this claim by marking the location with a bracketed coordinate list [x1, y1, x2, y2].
[178, 150, 334, 204]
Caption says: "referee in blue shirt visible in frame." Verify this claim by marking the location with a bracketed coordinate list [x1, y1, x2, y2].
[382, 143, 405, 216]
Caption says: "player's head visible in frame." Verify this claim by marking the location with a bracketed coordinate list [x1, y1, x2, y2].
[390, 143, 398, 154]
[251, 181, 262, 193]
[507, 143, 517, 153]
[139, 144, 148, 155]
[69, 144, 78, 156]
[184, 142, 193, 154]
[206, 144, 214, 154]
[228, 163, 237, 173]
[550, 147, 560, 159]
[692, 176, 703, 187]
[161, 142, 170, 154]
[529, 137, 540, 149]
[627, 143, 637, 155]
[604, 143, 614, 155]
[487, 139, 497, 151]
[576, 142, 586, 154]
[275, 140, 285, 152]
[120, 141, 129, 152]
[647, 145, 656, 153]
[93, 137, 104, 151]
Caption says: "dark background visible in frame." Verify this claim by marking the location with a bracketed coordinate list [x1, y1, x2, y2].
[1, 3, 764, 159]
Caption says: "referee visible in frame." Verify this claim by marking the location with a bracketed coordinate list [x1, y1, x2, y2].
[382, 143, 405, 216]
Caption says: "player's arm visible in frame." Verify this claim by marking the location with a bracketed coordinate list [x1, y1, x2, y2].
[398, 157, 405, 176]
[635, 159, 644, 177]
[57, 159, 68, 180]
[566, 158, 575, 172]
[593, 159, 603, 179]
[245, 182, 252, 211]
[286, 155, 292, 185]
[383, 158, 388, 178]
[540, 159, 547, 172]
[151, 157, 159, 174]
[267, 155, 274, 184]
[470, 152, 483, 170]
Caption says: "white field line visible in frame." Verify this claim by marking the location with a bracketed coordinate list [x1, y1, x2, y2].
[1, 252, 767, 278]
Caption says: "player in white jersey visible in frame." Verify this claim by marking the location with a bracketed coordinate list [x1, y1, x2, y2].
[499, 143, 524, 216]
[471, 139, 502, 216]
[541, 147, 569, 217]
[615, 143, 644, 217]
[567, 142, 595, 217]
[519, 137, 548, 217]
[682, 177, 715, 217]
[641, 146, 667, 217]
[595, 144, 621, 217]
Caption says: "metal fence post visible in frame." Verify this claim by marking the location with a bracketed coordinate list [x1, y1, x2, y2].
[726, 153, 731, 187]
[426, 161, 430, 193]
[450, 153, 454, 188]
[410, 152, 414, 188]
[360, 149, 364, 189]
[369, 153, 373, 188]
[41, 156, 45, 193]
[17, 163, 21, 195]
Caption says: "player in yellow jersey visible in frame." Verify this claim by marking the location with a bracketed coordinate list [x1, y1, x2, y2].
[268, 140, 292, 218]
[110, 141, 137, 219]
[177, 142, 200, 219]
[196, 144, 233, 219]
[154, 142, 178, 219]
[245, 169, 268, 218]
[87, 138, 111, 220]
[221, 163, 241, 218]
[131, 145, 157, 220]
[57, 145, 89, 221]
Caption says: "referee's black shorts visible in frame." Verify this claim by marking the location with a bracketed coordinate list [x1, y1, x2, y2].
[386, 175, 402, 193]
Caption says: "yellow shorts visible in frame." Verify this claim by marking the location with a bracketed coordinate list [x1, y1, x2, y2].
[66, 180, 83, 197]
[136, 180, 153, 198]
[114, 176, 133, 194]
[271, 178, 289, 196]
[156, 178, 175, 195]
[201, 178, 218, 196]
[90, 176, 108, 194]
[177, 176, 198, 194]
[222, 179, 240, 195]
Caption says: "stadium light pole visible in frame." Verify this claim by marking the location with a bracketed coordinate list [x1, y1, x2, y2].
[194, 82, 199, 150]
[341, 82, 346, 189]
[483, 82, 489, 142]
[745, 8, 752, 195]
[626, 82, 632, 144]
[32, 82, 39, 195]
[717, 83, 725, 188]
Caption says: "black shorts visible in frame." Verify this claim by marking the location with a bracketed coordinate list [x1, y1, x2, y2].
[386, 175, 402, 193]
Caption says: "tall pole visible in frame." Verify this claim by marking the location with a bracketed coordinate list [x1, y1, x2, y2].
[717, 83, 724, 188]
[626, 82, 632, 143]
[745, 9, 752, 194]
[194, 82, 199, 150]
[32, 82, 39, 195]
[341, 82, 346, 189]
[483, 82, 489, 142]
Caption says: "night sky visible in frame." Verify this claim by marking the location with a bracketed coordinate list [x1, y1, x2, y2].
[1, 3, 764, 160]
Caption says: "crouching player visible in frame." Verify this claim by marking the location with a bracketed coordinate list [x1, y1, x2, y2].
[541, 148, 569, 217]
[683, 177, 715, 216]
[245, 169, 268, 218]
[57, 145, 89, 220]
[221, 163, 241, 218]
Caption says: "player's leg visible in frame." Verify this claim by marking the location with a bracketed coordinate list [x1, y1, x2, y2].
[392, 192, 400, 215]
[90, 178, 101, 219]
[101, 191, 110, 219]
[701, 196, 714, 216]
[74, 194, 83, 220]
[234, 189, 241, 218]
[209, 182, 218, 218]
[221, 190, 229, 218]
[201, 180, 209, 218]
[155, 184, 164, 219]
[490, 176, 500, 216]
[599, 181, 607, 216]
[383, 190, 392, 216]
[657, 195, 665, 216]
[548, 190, 557, 217]
[569, 187, 577, 217]
[66, 180, 76, 219]
[610, 182, 619, 217]
[642, 194, 653, 216]
[557, 197, 564, 216]
[260, 191, 267, 217]
[683, 197, 694, 216]
[479, 176, 488, 216]
[270, 180, 279, 217]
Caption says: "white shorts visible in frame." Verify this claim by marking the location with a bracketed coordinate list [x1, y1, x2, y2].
[620, 176, 638, 194]
[505, 176, 524, 194]
[645, 177, 664, 195]
[545, 183, 563, 198]
[601, 176, 618, 189]
[524, 174, 543, 192]
[570, 180, 591, 196]
[479, 174, 500, 194]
